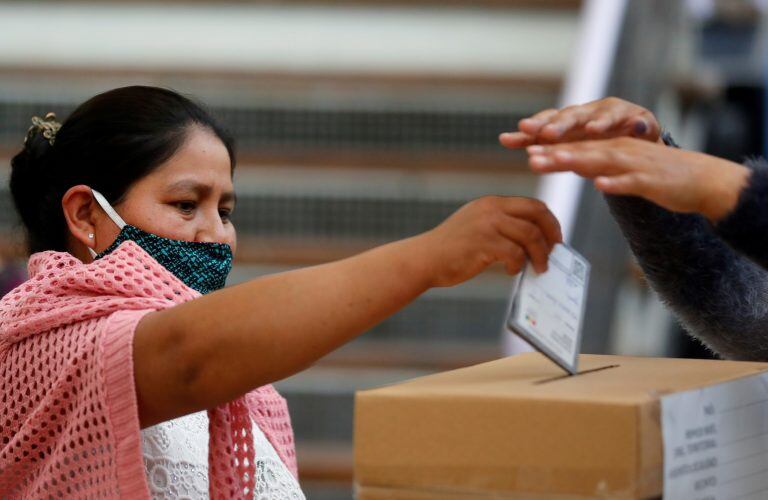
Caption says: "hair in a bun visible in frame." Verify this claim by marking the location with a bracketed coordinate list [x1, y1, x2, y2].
[10, 117, 58, 253]
[8, 86, 235, 254]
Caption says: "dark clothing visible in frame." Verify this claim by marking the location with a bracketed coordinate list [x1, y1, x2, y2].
[605, 158, 768, 360]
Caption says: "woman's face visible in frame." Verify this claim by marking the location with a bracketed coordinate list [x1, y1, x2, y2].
[96, 126, 237, 254]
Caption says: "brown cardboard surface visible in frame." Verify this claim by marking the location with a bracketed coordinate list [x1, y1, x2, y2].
[356, 484, 610, 499]
[354, 353, 768, 499]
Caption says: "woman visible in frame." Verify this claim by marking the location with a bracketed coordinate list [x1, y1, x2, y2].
[500, 97, 767, 361]
[0, 86, 561, 498]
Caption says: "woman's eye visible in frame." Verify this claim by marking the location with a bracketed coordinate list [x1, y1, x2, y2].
[219, 208, 233, 222]
[175, 201, 197, 214]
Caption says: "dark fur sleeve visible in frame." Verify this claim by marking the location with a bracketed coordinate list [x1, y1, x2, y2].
[605, 162, 768, 360]
[714, 159, 768, 268]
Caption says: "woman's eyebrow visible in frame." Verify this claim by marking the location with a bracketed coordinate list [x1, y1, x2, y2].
[165, 179, 210, 196]
[165, 180, 236, 204]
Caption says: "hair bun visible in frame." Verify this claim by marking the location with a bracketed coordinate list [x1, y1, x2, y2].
[10, 116, 59, 252]
[18, 113, 60, 173]
[25, 113, 61, 146]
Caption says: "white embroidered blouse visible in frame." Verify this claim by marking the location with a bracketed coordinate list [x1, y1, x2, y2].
[141, 411, 305, 499]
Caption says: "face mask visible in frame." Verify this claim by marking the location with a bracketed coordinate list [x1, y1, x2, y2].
[88, 188, 233, 295]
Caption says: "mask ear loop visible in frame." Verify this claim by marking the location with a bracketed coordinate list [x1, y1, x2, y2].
[88, 188, 127, 259]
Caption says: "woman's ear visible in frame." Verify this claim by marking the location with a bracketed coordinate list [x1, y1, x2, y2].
[61, 185, 99, 255]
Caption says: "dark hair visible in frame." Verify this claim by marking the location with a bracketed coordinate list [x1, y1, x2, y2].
[10, 85, 236, 254]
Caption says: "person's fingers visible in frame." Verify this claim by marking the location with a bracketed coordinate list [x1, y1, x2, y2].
[494, 217, 550, 273]
[518, 109, 559, 135]
[581, 101, 660, 143]
[517, 99, 661, 145]
[526, 142, 632, 178]
[493, 197, 563, 248]
[493, 240, 526, 276]
[596, 109, 660, 142]
[503, 248, 526, 276]
[583, 104, 630, 136]
[594, 172, 651, 197]
[626, 111, 661, 141]
[529, 151, 609, 177]
[583, 100, 634, 137]
[499, 131, 535, 149]
[532, 98, 632, 142]
[538, 105, 597, 142]
[584, 116, 614, 135]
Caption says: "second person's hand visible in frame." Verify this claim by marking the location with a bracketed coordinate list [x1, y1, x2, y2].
[499, 97, 662, 148]
[525, 137, 751, 223]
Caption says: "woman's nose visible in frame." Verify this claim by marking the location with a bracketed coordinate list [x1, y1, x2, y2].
[195, 213, 230, 245]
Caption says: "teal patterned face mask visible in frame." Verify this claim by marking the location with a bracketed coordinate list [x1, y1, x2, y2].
[88, 189, 233, 294]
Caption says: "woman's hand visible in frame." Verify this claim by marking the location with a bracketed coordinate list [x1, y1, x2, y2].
[419, 196, 562, 287]
[499, 97, 662, 148]
[525, 137, 751, 223]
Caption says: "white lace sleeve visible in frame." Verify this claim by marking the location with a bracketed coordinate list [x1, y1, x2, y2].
[141, 411, 305, 499]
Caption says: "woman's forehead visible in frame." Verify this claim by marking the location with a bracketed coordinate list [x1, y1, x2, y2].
[146, 128, 233, 190]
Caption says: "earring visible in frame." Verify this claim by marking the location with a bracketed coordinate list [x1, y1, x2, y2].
[88, 233, 94, 239]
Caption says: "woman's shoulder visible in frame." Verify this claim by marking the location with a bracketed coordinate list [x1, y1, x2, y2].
[0, 242, 197, 352]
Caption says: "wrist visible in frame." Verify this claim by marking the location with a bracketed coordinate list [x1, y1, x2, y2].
[393, 233, 438, 291]
[702, 163, 751, 223]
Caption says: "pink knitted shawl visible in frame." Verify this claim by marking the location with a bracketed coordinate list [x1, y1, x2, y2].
[0, 241, 297, 498]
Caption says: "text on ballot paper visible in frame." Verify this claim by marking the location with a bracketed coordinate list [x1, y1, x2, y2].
[507, 243, 589, 375]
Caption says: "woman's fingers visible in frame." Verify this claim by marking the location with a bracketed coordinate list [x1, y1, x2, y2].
[503, 244, 527, 276]
[492, 240, 526, 276]
[581, 105, 646, 139]
[584, 117, 613, 134]
[584, 105, 628, 136]
[607, 112, 659, 141]
[499, 131, 535, 148]
[594, 173, 649, 197]
[637, 111, 662, 141]
[538, 104, 601, 142]
[528, 150, 607, 176]
[495, 197, 563, 247]
[526, 142, 629, 178]
[502, 98, 661, 149]
[518, 108, 559, 135]
[494, 217, 551, 273]
[519, 99, 616, 143]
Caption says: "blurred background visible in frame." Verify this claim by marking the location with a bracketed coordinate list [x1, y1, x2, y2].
[0, 0, 766, 497]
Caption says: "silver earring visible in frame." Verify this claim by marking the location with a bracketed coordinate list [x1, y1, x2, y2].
[88, 233, 94, 239]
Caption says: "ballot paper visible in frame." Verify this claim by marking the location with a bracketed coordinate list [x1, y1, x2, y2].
[662, 372, 768, 500]
[506, 243, 589, 375]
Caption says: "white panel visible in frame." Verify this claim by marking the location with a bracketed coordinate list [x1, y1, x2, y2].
[0, 3, 577, 77]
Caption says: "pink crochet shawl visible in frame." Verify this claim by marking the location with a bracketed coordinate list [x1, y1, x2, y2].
[0, 241, 297, 498]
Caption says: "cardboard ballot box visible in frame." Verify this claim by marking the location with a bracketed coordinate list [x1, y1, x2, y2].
[353, 353, 768, 499]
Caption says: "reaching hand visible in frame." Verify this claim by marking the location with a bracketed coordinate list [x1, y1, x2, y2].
[525, 137, 750, 223]
[499, 97, 662, 148]
[421, 196, 562, 287]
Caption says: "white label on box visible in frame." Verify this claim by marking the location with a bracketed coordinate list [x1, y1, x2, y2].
[662, 372, 768, 500]
[506, 243, 589, 374]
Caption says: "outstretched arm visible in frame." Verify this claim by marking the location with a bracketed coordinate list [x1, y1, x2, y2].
[500, 97, 768, 361]
[520, 137, 768, 360]
[606, 185, 768, 361]
[133, 196, 562, 427]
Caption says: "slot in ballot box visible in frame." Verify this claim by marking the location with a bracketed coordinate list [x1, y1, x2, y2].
[353, 353, 768, 499]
